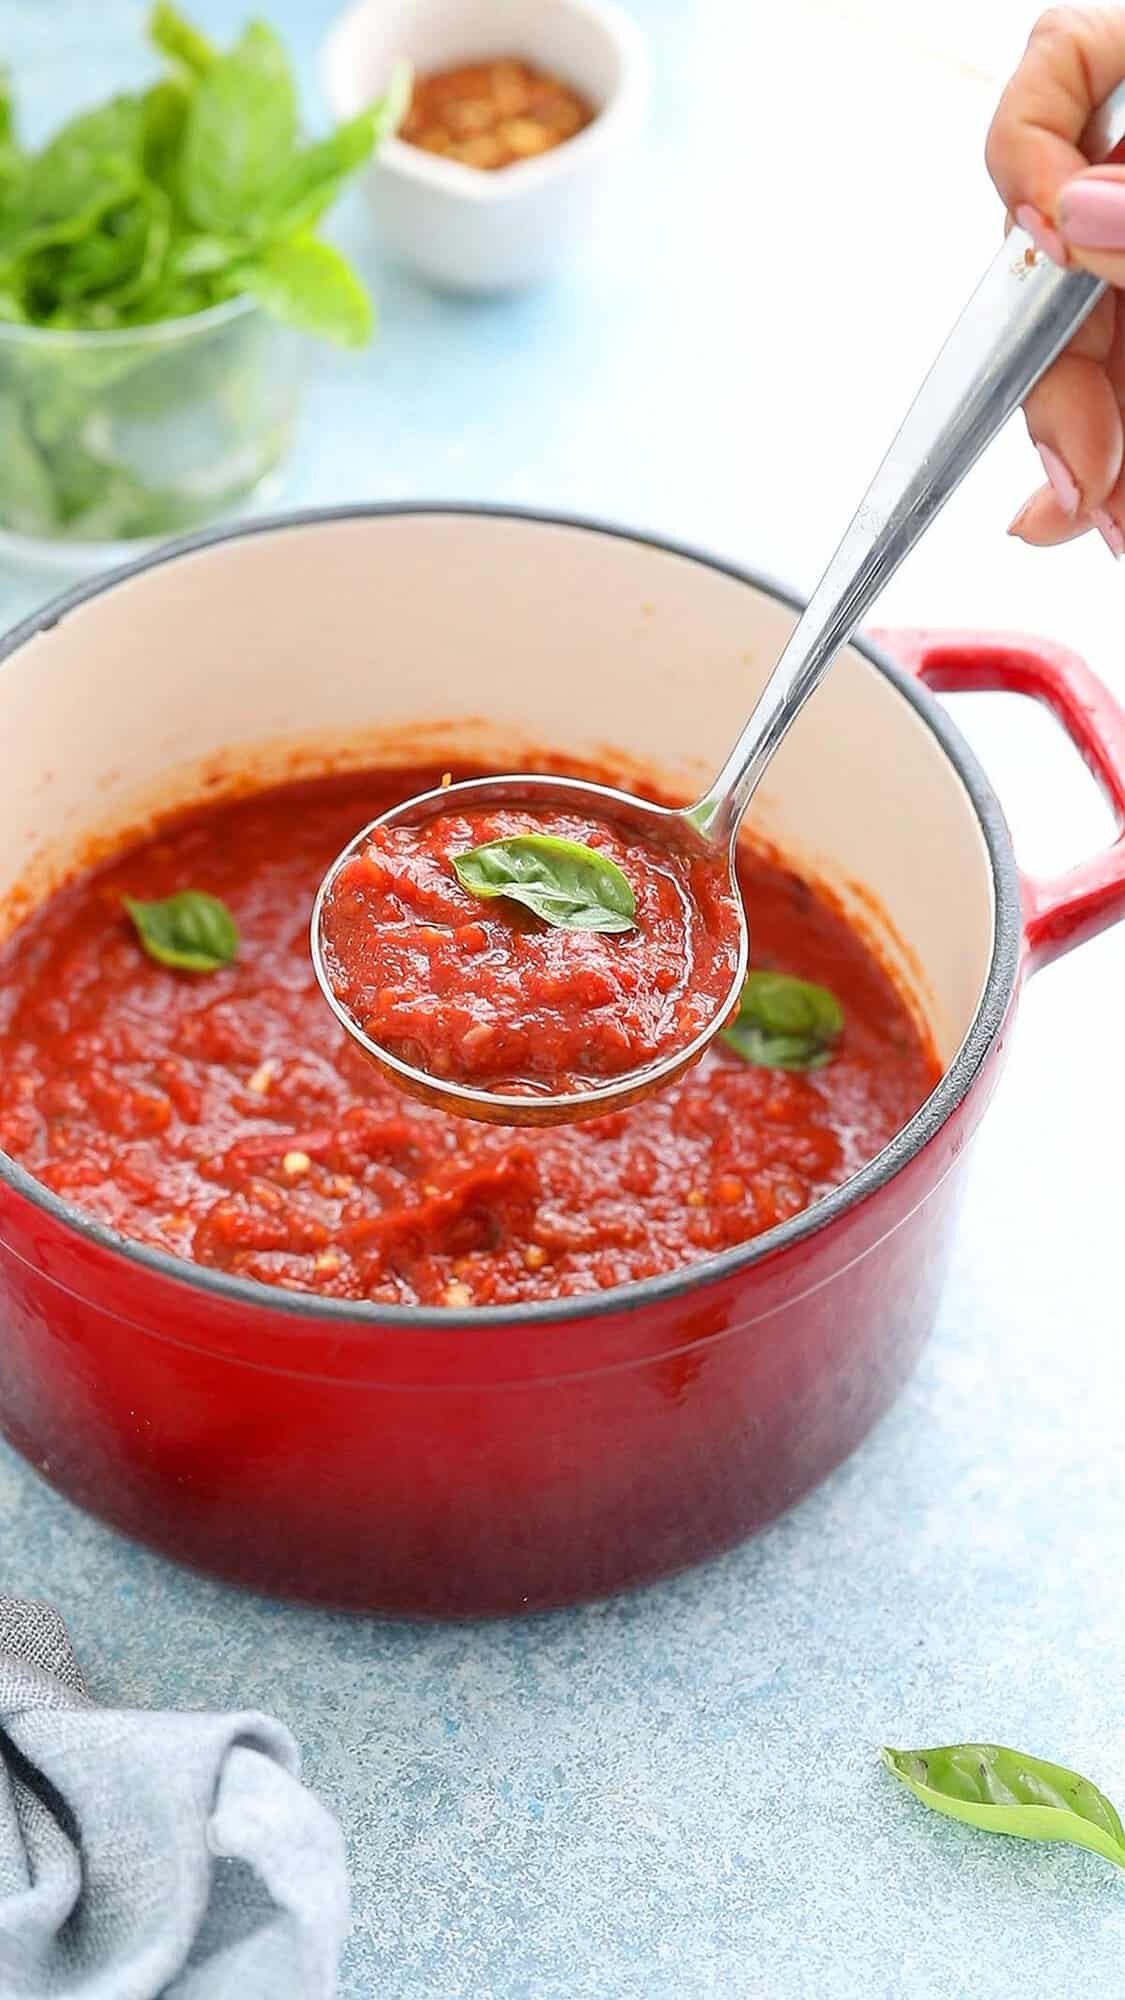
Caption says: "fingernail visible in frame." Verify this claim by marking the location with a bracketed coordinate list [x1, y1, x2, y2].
[1091, 508, 1124, 557]
[1015, 202, 1067, 264]
[1058, 175, 1125, 249]
[1036, 442, 1080, 515]
[1007, 493, 1037, 538]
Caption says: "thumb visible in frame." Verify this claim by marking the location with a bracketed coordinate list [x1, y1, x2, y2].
[985, 8, 1125, 279]
[1056, 165, 1125, 285]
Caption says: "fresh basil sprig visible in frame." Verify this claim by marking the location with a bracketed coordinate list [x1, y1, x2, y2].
[720, 969, 843, 1071]
[0, 8, 407, 544]
[452, 835, 637, 934]
[882, 1744, 1125, 1871]
[124, 890, 238, 972]
[0, 6, 403, 343]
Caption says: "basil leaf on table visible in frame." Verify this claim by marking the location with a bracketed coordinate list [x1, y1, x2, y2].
[882, 1744, 1125, 1871]
[124, 891, 238, 972]
[453, 836, 637, 934]
[720, 969, 843, 1071]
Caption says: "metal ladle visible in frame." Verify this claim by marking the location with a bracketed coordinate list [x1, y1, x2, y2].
[315, 92, 1125, 1126]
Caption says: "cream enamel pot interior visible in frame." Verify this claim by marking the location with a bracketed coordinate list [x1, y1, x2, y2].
[1, 507, 1123, 1617]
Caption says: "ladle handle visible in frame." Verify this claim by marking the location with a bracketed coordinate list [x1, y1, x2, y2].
[690, 85, 1125, 851]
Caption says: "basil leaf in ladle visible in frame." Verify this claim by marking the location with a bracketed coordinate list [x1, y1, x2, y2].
[124, 890, 239, 971]
[720, 969, 843, 1070]
[882, 1743, 1125, 1871]
[452, 835, 637, 934]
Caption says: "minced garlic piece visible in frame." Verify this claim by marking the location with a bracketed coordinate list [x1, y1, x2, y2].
[282, 1150, 311, 1178]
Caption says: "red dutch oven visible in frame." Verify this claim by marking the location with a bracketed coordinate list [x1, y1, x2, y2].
[0, 508, 1123, 1617]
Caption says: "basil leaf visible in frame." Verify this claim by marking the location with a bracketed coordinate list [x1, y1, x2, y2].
[230, 236, 374, 348]
[453, 835, 637, 934]
[720, 969, 843, 1071]
[0, 394, 57, 535]
[0, 99, 144, 267]
[179, 22, 297, 233]
[148, 2, 219, 78]
[141, 79, 191, 192]
[164, 232, 244, 279]
[882, 1744, 1125, 1871]
[0, 67, 14, 152]
[46, 190, 165, 307]
[27, 99, 144, 218]
[0, 65, 21, 202]
[124, 890, 238, 972]
[256, 94, 397, 236]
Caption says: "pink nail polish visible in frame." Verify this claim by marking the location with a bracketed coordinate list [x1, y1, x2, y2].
[1036, 442, 1080, 516]
[1059, 175, 1125, 250]
[1015, 202, 1067, 264]
[1091, 508, 1124, 558]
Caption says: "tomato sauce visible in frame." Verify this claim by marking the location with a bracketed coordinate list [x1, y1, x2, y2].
[320, 804, 742, 1094]
[0, 767, 940, 1308]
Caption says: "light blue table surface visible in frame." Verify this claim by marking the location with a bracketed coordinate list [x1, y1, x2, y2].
[3, 4, 1125, 1995]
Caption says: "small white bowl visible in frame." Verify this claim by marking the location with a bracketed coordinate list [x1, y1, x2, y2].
[321, 0, 648, 294]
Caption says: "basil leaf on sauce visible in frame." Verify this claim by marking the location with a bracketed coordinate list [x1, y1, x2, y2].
[452, 835, 637, 934]
[882, 1744, 1125, 1871]
[123, 890, 238, 971]
[720, 969, 843, 1071]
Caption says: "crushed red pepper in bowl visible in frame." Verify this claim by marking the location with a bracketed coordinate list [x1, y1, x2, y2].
[400, 58, 595, 170]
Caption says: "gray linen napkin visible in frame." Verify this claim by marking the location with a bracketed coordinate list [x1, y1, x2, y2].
[0, 1597, 349, 1999]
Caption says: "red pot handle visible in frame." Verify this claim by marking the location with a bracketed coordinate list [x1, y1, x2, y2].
[870, 628, 1125, 972]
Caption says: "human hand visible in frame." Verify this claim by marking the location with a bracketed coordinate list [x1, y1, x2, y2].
[987, 7, 1125, 555]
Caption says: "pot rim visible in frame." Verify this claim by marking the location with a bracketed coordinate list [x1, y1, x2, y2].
[0, 502, 1023, 1334]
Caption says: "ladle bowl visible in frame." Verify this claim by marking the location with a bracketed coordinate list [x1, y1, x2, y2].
[311, 770, 749, 1126]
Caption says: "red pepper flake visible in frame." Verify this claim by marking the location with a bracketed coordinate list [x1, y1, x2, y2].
[401, 59, 594, 171]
